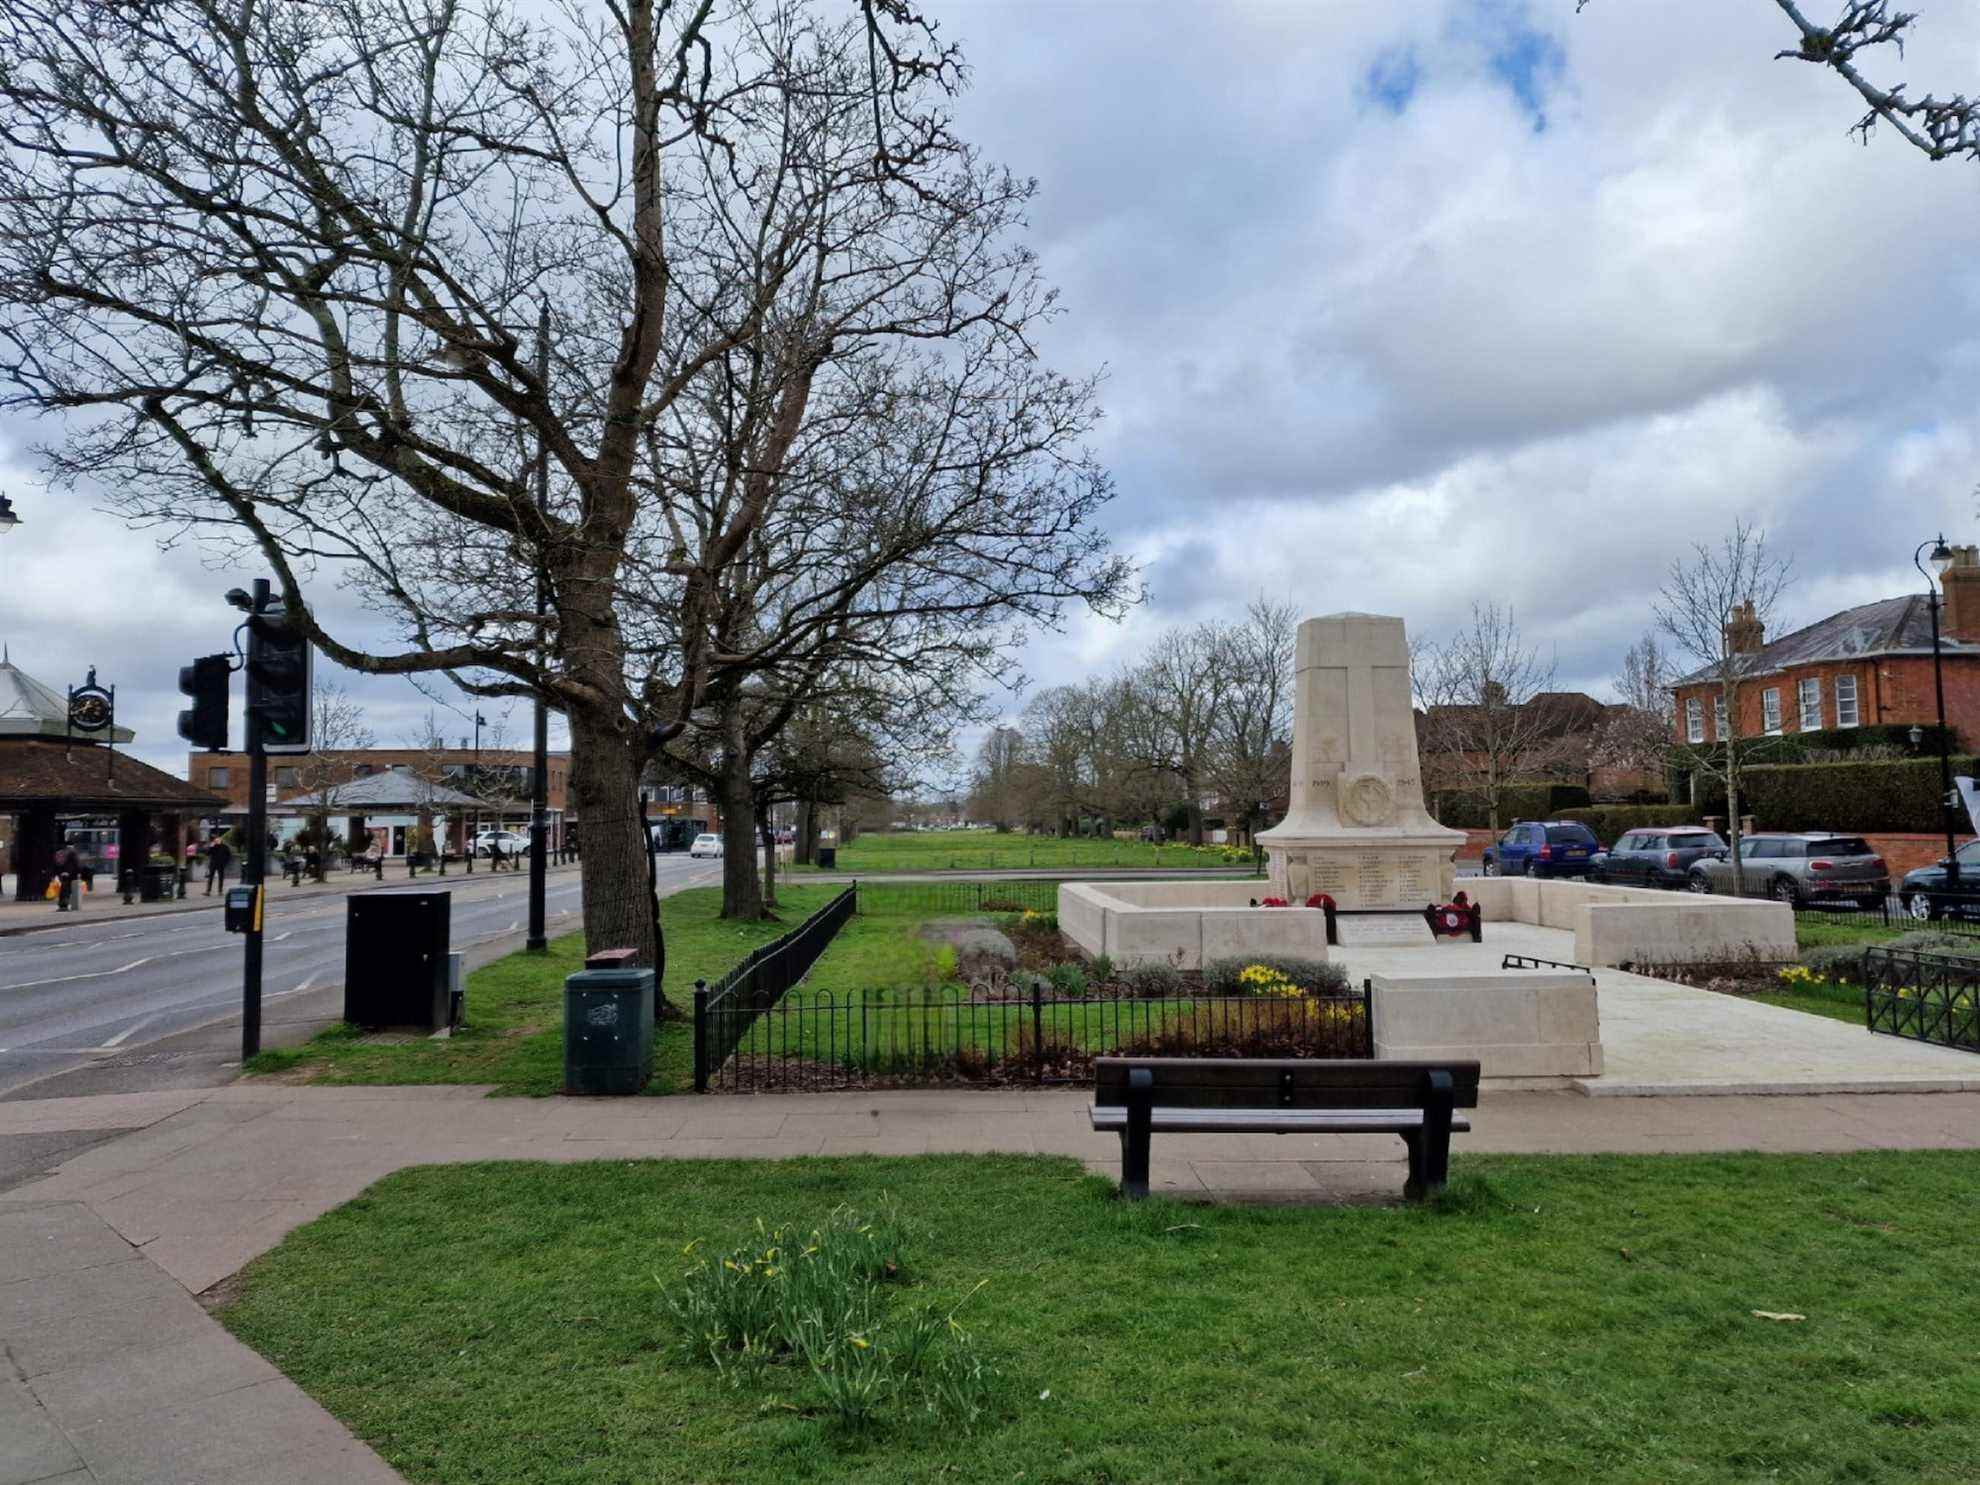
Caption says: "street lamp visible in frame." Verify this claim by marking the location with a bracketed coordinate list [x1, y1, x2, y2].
[1914, 534, 1959, 888]
[0, 493, 20, 535]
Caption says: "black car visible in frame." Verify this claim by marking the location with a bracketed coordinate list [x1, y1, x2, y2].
[1590, 826, 1728, 889]
[1898, 841, 1980, 920]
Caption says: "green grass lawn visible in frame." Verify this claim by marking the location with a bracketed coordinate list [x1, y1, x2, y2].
[218, 1149, 1980, 1484]
[244, 883, 844, 1095]
[1750, 983, 1867, 1025]
[796, 828, 1258, 874]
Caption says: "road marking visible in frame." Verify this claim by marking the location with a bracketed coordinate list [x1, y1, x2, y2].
[95, 1014, 157, 1050]
[292, 971, 320, 993]
[271, 931, 293, 943]
[2, 956, 151, 990]
[508, 919, 519, 931]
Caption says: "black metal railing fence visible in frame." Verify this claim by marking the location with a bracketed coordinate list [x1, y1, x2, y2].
[1862, 945, 1980, 1053]
[698, 979, 1372, 1093]
[692, 886, 858, 1089]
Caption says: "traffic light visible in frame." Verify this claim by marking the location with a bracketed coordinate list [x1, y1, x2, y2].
[246, 608, 312, 753]
[176, 654, 231, 750]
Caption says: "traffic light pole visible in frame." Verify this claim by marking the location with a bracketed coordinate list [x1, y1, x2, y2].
[241, 576, 270, 1061]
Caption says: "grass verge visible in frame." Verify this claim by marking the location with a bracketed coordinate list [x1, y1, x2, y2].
[218, 1149, 1980, 1484]
[243, 883, 843, 1095]
[793, 828, 1255, 874]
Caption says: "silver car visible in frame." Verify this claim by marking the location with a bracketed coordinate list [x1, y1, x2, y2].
[1684, 832, 1888, 908]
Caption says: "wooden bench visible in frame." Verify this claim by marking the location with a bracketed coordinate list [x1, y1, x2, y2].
[1090, 1057, 1480, 1202]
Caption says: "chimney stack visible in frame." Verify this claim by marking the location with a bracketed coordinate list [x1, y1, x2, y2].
[1724, 600, 1765, 655]
[1938, 545, 1980, 644]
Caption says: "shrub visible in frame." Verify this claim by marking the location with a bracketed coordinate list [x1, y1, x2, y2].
[1712, 753, 1980, 834]
[1888, 930, 1980, 958]
[664, 1204, 995, 1431]
[1088, 952, 1114, 982]
[1797, 944, 1868, 982]
[1551, 804, 1701, 845]
[1120, 961, 1186, 998]
[1046, 962, 1087, 997]
[1432, 783, 1590, 830]
[1202, 955, 1351, 998]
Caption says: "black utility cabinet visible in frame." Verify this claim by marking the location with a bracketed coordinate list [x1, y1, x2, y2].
[344, 890, 452, 1029]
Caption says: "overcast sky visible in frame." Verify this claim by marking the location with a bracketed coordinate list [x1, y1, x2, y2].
[6, 0, 1980, 781]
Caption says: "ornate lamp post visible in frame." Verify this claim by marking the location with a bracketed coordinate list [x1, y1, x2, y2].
[1915, 535, 1958, 887]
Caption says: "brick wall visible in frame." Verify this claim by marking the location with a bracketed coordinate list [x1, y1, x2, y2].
[1862, 831, 1973, 878]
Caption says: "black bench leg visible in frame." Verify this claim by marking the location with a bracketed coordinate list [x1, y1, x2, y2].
[1403, 1069, 1455, 1202]
[1121, 1067, 1153, 1199]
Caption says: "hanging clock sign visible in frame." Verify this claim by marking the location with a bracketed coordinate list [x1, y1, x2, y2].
[68, 668, 115, 733]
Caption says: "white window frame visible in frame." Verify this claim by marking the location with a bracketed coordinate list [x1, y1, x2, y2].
[1762, 688, 1781, 735]
[1798, 676, 1822, 731]
[1835, 674, 1859, 729]
[1713, 696, 1728, 741]
[1685, 698, 1705, 744]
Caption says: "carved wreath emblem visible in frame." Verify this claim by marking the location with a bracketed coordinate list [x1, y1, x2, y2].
[1338, 770, 1395, 827]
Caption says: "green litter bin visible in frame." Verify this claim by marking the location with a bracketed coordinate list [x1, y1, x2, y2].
[563, 949, 654, 1095]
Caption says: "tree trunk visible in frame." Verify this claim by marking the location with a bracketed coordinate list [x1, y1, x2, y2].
[798, 801, 820, 866]
[759, 813, 777, 909]
[1187, 796, 1204, 848]
[568, 706, 663, 982]
[717, 723, 763, 919]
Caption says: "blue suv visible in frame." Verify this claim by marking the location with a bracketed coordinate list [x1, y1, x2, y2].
[1481, 821, 1600, 878]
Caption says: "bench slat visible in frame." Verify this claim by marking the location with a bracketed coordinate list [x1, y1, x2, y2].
[1091, 1106, 1473, 1135]
[1092, 1057, 1480, 1111]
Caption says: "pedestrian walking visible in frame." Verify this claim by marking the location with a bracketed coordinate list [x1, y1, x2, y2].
[488, 838, 507, 873]
[54, 843, 81, 912]
[205, 835, 234, 896]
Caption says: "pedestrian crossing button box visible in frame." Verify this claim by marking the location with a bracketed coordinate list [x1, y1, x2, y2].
[223, 886, 257, 934]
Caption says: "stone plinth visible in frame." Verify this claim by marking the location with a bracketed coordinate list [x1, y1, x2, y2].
[1370, 972, 1603, 1082]
[1057, 881, 1330, 969]
[1460, 878, 1795, 968]
[1255, 613, 1464, 908]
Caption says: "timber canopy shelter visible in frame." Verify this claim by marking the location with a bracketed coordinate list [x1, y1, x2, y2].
[0, 656, 224, 901]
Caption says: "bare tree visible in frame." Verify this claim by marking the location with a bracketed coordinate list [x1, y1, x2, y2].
[1418, 604, 1560, 832]
[1654, 520, 1795, 894]
[290, 681, 376, 880]
[0, 0, 1115, 984]
[968, 726, 1032, 830]
[1120, 625, 1234, 846]
[1209, 598, 1298, 845]
[1591, 633, 1676, 791]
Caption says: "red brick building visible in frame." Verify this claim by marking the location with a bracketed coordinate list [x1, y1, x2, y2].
[1668, 548, 1980, 748]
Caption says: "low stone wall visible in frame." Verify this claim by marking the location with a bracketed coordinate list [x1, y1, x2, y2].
[1461, 877, 1795, 967]
[1057, 881, 1329, 969]
[1371, 971, 1602, 1082]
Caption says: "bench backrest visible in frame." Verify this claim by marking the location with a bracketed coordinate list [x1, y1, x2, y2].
[1093, 1057, 1480, 1110]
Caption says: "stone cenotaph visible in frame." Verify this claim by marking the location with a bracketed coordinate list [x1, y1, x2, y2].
[1255, 612, 1465, 908]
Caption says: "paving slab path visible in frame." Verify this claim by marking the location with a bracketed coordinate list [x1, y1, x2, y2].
[5, 1079, 1980, 1484]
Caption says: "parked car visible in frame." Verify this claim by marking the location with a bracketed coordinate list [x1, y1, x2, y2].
[1480, 821, 1600, 878]
[1589, 826, 1728, 889]
[1684, 833, 1888, 907]
[471, 829, 530, 858]
[1896, 841, 1980, 919]
[689, 832, 724, 858]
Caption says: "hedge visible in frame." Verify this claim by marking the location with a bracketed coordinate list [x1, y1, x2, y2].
[1432, 784, 1591, 830]
[1551, 804, 1702, 845]
[1732, 754, 1979, 834]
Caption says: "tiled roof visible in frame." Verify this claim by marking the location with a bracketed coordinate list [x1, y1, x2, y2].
[0, 736, 225, 811]
[1672, 595, 1979, 685]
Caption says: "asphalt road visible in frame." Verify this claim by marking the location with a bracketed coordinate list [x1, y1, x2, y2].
[0, 855, 718, 1098]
